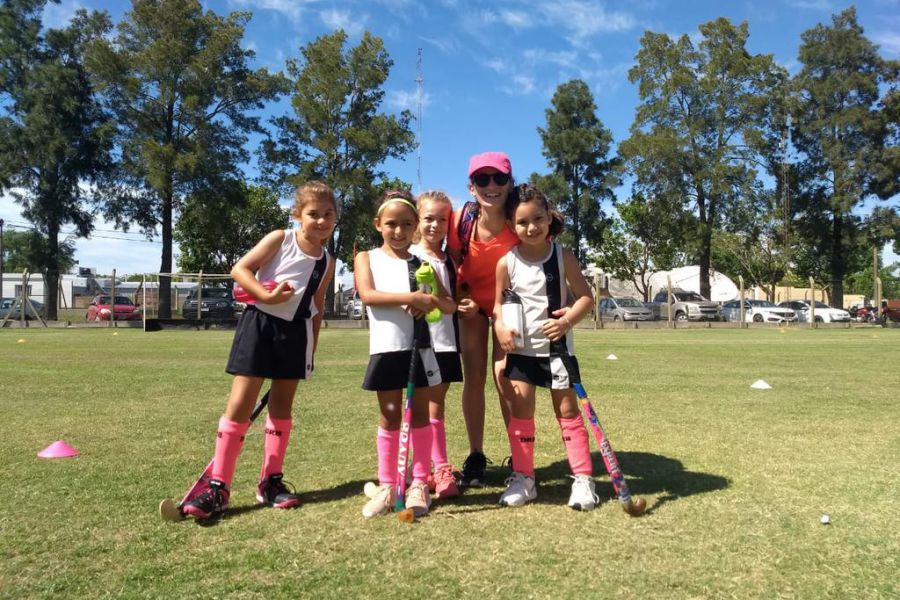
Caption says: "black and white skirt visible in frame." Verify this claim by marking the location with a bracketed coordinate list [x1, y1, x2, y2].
[226, 306, 313, 380]
[363, 348, 461, 391]
[504, 353, 581, 390]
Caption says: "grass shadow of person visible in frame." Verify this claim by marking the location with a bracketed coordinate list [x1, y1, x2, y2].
[191, 502, 266, 527]
[298, 479, 373, 505]
[195, 478, 375, 525]
[532, 451, 729, 514]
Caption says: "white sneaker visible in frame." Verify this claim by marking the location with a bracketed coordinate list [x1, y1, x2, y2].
[567, 475, 599, 511]
[499, 472, 537, 507]
[405, 482, 432, 517]
[362, 484, 394, 518]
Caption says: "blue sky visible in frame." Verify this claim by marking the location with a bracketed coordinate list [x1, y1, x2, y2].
[1, 0, 898, 282]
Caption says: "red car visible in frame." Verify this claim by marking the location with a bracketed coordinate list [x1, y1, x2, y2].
[86, 295, 141, 321]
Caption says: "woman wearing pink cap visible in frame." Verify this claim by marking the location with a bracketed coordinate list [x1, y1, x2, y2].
[446, 151, 520, 486]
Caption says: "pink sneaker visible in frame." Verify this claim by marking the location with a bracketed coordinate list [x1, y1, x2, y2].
[256, 473, 300, 509]
[433, 464, 460, 499]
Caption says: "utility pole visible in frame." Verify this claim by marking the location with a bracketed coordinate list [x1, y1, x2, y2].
[416, 48, 423, 193]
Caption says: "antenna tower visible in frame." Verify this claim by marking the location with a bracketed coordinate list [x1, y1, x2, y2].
[416, 48, 423, 192]
[781, 116, 791, 258]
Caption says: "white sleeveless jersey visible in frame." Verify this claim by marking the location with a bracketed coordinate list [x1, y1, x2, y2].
[254, 230, 330, 322]
[409, 245, 458, 353]
[366, 248, 418, 354]
[505, 242, 574, 357]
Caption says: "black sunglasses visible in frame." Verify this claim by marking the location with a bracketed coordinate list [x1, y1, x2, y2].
[471, 172, 510, 187]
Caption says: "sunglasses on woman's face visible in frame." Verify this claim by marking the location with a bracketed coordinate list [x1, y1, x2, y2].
[472, 172, 510, 187]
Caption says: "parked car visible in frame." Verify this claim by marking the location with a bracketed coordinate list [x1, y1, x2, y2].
[721, 299, 798, 323]
[598, 296, 654, 322]
[86, 295, 141, 321]
[181, 287, 236, 319]
[0, 298, 44, 320]
[777, 300, 851, 323]
[649, 289, 721, 321]
[345, 291, 363, 319]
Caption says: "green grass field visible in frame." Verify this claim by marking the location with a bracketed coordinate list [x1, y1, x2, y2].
[1, 327, 897, 599]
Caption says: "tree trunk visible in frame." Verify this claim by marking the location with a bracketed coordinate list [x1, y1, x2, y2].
[159, 191, 173, 318]
[697, 186, 711, 299]
[324, 236, 336, 317]
[46, 224, 59, 320]
[830, 209, 844, 309]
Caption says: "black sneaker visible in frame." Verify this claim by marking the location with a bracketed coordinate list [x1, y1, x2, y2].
[256, 473, 300, 509]
[182, 479, 230, 520]
[460, 451, 490, 487]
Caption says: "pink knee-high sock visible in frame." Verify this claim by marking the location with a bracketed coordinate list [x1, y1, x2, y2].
[558, 416, 593, 476]
[377, 427, 400, 486]
[259, 416, 292, 481]
[507, 417, 536, 478]
[430, 418, 449, 468]
[410, 425, 433, 484]
[211, 417, 251, 487]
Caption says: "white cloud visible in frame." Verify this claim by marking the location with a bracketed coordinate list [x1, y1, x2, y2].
[388, 89, 431, 112]
[228, 0, 314, 22]
[418, 35, 460, 54]
[499, 10, 532, 30]
[502, 74, 536, 96]
[320, 8, 367, 37]
[522, 48, 579, 69]
[786, 0, 834, 10]
[41, 0, 83, 30]
[483, 57, 508, 73]
[537, 1, 636, 45]
[873, 31, 900, 56]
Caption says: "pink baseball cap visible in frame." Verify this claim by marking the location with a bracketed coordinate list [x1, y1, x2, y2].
[468, 151, 512, 177]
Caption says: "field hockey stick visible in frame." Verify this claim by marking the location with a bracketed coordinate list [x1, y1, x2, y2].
[573, 382, 647, 517]
[159, 391, 270, 521]
[394, 337, 419, 523]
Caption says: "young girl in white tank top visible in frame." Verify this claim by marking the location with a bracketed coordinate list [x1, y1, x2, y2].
[354, 190, 457, 519]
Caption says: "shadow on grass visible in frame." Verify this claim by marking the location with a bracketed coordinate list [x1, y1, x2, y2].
[298, 479, 371, 505]
[531, 451, 729, 514]
[195, 452, 726, 521]
[186, 479, 372, 526]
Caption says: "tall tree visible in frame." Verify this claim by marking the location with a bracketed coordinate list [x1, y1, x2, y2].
[0, 1, 113, 319]
[0, 228, 77, 274]
[537, 79, 620, 265]
[620, 18, 787, 298]
[791, 7, 900, 308]
[260, 30, 415, 311]
[87, 0, 285, 317]
[174, 182, 290, 275]
[593, 193, 688, 300]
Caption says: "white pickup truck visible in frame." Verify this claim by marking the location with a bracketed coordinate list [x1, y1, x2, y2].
[649, 289, 721, 322]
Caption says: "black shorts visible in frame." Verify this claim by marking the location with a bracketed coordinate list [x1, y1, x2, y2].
[363, 348, 459, 391]
[225, 306, 313, 380]
[435, 351, 463, 384]
[505, 353, 581, 390]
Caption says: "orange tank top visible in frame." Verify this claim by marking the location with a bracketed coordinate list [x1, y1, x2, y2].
[448, 207, 519, 314]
